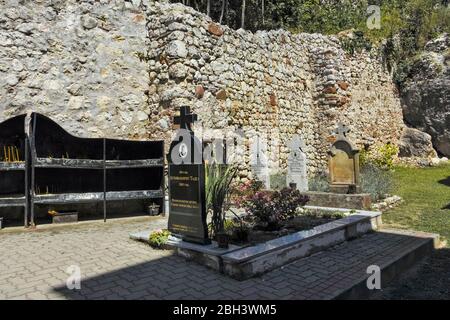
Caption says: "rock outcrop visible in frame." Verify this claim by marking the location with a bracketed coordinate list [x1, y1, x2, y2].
[398, 127, 436, 158]
[400, 33, 450, 157]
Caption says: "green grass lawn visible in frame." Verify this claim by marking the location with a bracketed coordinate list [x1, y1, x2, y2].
[383, 163, 450, 246]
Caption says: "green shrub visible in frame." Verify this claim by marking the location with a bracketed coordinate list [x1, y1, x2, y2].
[172, 0, 449, 50]
[359, 147, 370, 167]
[360, 164, 393, 201]
[221, 217, 251, 242]
[223, 219, 236, 233]
[378, 144, 399, 169]
[206, 164, 238, 237]
[243, 188, 309, 230]
[361, 3, 406, 45]
[322, 211, 347, 219]
[148, 229, 171, 249]
[360, 143, 399, 170]
[232, 178, 264, 208]
[309, 171, 330, 192]
[270, 172, 286, 190]
[302, 209, 346, 219]
[340, 31, 373, 55]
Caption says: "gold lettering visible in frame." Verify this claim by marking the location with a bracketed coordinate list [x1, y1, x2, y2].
[171, 224, 198, 233]
[171, 199, 199, 209]
[170, 176, 190, 181]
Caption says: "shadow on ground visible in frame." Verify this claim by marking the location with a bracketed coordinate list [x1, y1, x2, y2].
[53, 253, 235, 300]
[438, 176, 450, 209]
[437, 176, 449, 209]
[52, 230, 449, 300]
[438, 176, 450, 187]
[371, 247, 450, 300]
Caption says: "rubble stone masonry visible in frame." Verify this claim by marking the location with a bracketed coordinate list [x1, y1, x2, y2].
[0, 0, 405, 179]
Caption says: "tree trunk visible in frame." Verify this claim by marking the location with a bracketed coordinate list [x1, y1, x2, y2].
[206, 0, 211, 17]
[262, 0, 265, 26]
[225, 0, 229, 24]
[219, 0, 226, 24]
[241, 0, 246, 29]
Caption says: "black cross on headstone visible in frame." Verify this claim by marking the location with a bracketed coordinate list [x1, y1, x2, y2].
[174, 106, 198, 131]
[333, 123, 350, 137]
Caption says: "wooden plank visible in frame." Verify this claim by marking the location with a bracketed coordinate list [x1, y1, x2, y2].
[105, 158, 164, 168]
[34, 158, 103, 169]
[33, 158, 164, 169]
[33, 189, 164, 204]
[0, 162, 26, 171]
[0, 196, 26, 207]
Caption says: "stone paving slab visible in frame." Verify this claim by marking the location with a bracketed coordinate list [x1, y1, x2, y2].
[0, 216, 436, 300]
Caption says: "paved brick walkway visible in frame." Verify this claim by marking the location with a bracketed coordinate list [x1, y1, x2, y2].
[0, 216, 430, 300]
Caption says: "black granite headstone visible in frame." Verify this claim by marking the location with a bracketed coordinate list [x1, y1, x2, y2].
[167, 106, 210, 244]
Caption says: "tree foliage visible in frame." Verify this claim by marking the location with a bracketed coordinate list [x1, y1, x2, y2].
[170, 1, 448, 46]
[171, 0, 449, 85]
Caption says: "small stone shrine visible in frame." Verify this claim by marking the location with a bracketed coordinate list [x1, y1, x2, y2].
[328, 123, 361, 194]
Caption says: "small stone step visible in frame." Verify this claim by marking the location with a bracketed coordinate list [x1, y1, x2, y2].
[252, 228, 440, 300]
[332, 228, 440, 299]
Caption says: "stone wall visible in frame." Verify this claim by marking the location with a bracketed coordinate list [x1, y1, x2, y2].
[146, 1, 404, 177]
[0, 0, 150, 138]
[0, 0, 405, 179]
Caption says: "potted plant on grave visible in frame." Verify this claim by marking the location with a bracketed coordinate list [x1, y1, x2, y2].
[148, 229, 171, 249]
[228, 209, 250, 243]
[237, 180, 310, 232]
[205, 163, 237, 248]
